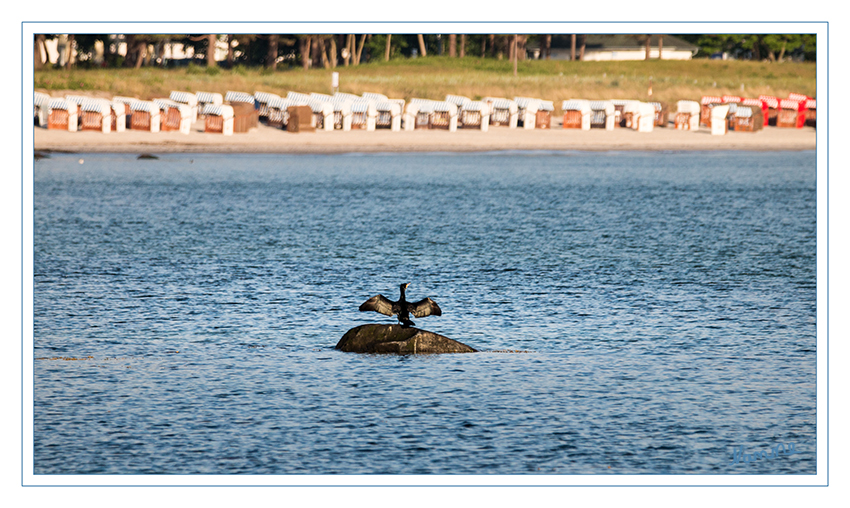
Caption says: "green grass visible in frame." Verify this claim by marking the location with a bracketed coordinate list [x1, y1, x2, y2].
[34, 57, 816, 108]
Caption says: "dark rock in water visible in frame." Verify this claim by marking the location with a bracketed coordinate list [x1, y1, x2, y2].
[337, 324, 477, 354]
[34, 151, 50, 160]
[137, 153, 159, 160]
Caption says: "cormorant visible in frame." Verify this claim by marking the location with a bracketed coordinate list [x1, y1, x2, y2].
[359, 283, 442, 327]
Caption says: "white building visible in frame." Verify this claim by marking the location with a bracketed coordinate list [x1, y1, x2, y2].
[534, 35, 699, 61]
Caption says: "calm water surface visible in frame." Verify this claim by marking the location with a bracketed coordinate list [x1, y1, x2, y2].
[33, 151, 816, 475]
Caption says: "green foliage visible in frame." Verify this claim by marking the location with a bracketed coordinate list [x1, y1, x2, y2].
[676, 34, 816, 61]
[364, 34, 409, 61]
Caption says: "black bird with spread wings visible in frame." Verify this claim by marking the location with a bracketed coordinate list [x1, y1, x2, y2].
[359, 283, 442, 328]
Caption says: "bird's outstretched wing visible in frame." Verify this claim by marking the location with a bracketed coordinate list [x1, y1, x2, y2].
[359, 295, 396, 316]
[409, 297, 442, 318]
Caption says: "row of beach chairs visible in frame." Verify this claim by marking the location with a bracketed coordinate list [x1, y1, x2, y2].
[698, 94, 815, 130]
[35, 89, 815, 136]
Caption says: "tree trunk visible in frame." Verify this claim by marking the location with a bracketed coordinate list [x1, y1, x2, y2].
[518, 35, 527, 60]
[311, 38, 322, 68]
[571, 34, 576, 61]
[34, 34, 45, 69]
[65, 34, 76, 69]
[579, 35, 586, 60]
[329, 36, 337, 68]
[343, 34, 352, 66]
[460, 34, 466, 57]
[318, 37, 330, 68]
[385, 34, 391, 61]
[778, 40, 787, 62]
[512, 34, 517, 76]
[544, 34, 551, 60]
[417, 34, 427, 57]
[134, 40, 145, 69]
[489, 34, 496, 57]
[301, 36, 312, 70]
[658, 35, 664, 60]
[227, 35, 234, 67]
[754, 36, 762, 60]
[123, 35, 136, 67]
[207, 34, 217, 67]
[355, 34, 368, 64]
[481, 36, 486, 57]
[449, 34, 456, 57]
[267, 34, 279, 69]
[645, 35, 651, 60]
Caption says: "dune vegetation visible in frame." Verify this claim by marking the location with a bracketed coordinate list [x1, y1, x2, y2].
[34, 56, 816, 110]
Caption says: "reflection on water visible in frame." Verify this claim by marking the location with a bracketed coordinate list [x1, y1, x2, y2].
[33, 151, 816, 475]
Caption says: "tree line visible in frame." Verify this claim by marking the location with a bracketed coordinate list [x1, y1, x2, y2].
[33, 34, 816, 70]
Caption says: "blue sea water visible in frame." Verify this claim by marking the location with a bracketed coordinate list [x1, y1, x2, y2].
[32, 151, 816, 476]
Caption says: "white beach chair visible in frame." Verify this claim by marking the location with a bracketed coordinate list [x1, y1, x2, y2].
[458, 101, 490, 131]
[350, 99, 377, 131]
[408, 98, 436, 130]
[203, 104, 234, 135]
[195, 92, 224, 120]
[266, 97, 299, 129]
[402, 101, 421, 131]
[430, 101, 459, 132]
[588, 100, 616, 130]
[675, 100, 701, 131]
[253, 91, 281, 122]
[78, 99, 113, 133]
[482, 97, 518, 128]
[129, 101, 161, 132]
[153, 98, 192, 134]
[34, 92, 51, 127]
[514, 97, 541, 130]
[109, 101, 127, 132]
[47, 98, 78, 131]
[710, 104, 730, 135]
[561, 100, 592, 130]
[170, 91, 199, 123]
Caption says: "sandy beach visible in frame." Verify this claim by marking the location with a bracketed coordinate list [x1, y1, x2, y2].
[33, 121, 816, 155]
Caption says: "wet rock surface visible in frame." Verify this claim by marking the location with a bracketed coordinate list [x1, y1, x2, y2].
[336, 324, 477, 354]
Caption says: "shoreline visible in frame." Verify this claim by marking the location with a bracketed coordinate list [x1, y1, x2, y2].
[33, 122, 817, 155]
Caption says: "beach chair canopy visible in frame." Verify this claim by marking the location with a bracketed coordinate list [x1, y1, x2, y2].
[780, 98, 805, 111]
[195, 92, 223, 105]
[741, 98, 764, 108]
[484, 97, 518, 113]
[758, 95, 780, 108]
[350, 99, 377, 114]
[588, 100, 615, 114]
[562, 100, 592, 113]
[79, 99, 112, 115]
[286, 91, 312, 103]
[445, 94, 472, 108]
[203, 104, 234, 119]
[362, 92, 389, 102]
[170, 91, 198, 105]
[676, 100, 701, 114]
[225, 91, 256, 105]
[48, 98, 74, 111]
[735, 106, 754, 118]
[253, 91, 280, 104]
[131, 101, 160, 113]
[34, 91, 51, 106]
[374, 101, 402, 115]
[462, 101, 490, 114]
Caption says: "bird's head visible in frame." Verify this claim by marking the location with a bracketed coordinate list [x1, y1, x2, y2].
[400, 282, 410, 290]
